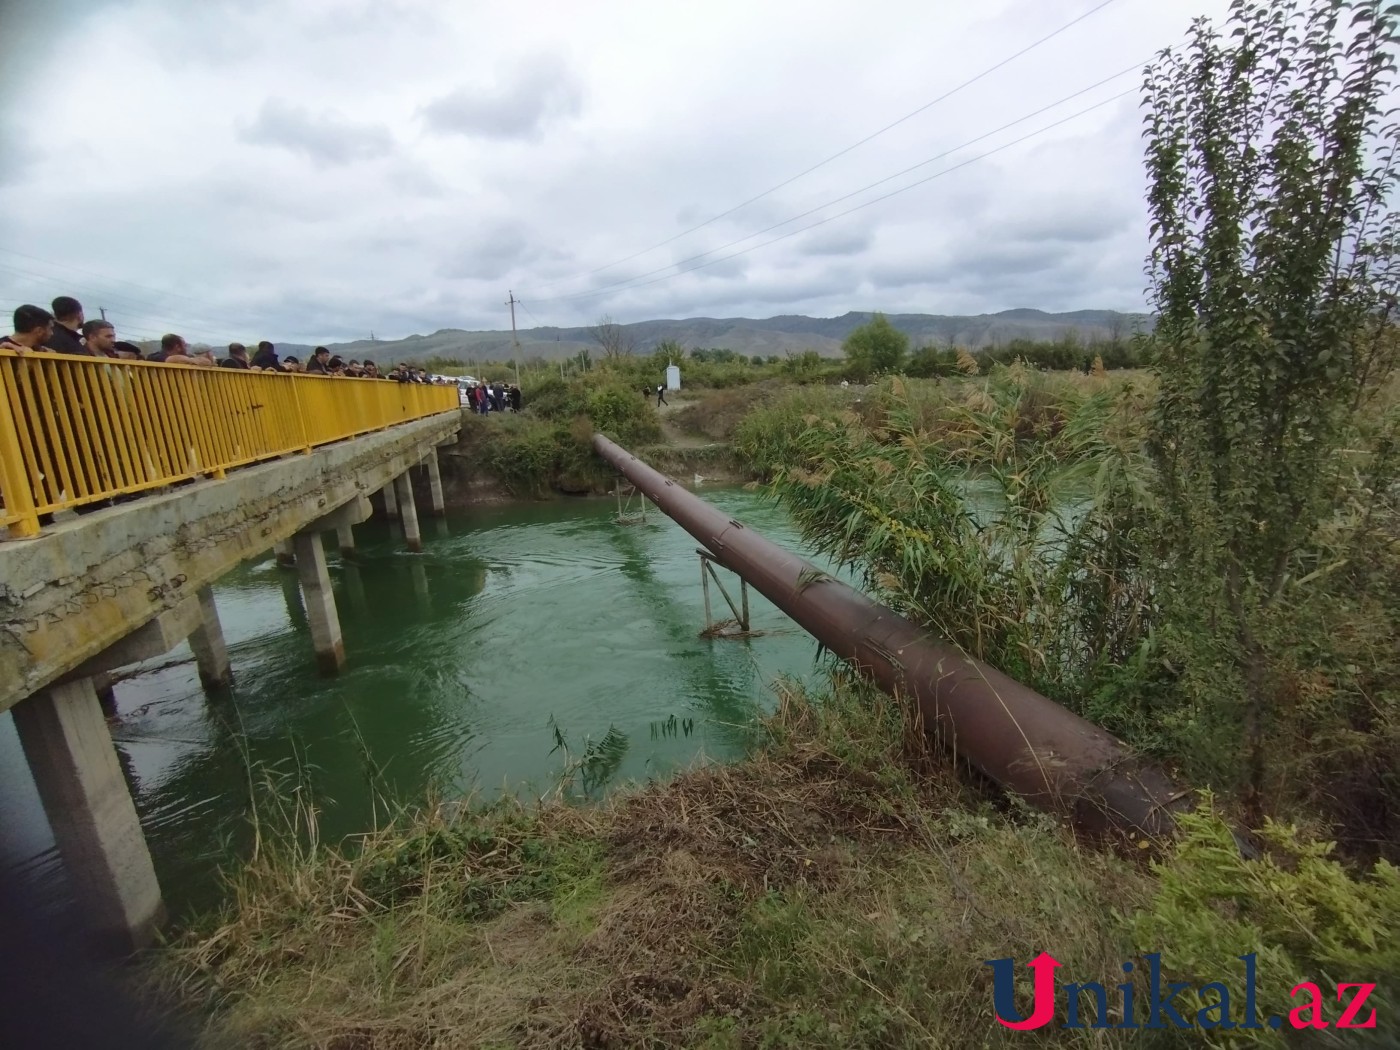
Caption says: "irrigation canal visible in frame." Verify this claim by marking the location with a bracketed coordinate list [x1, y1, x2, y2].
[0, 487, 833, 918]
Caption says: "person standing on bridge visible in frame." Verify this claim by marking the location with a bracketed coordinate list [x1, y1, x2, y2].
[47, 296, 88, 355]
[220, 343, 251, 369]
[1, 304, 55, 353]
[83, 320, 138, 359]
[250, 340, 284, 372]
[305, 347, 332, 374]
[150, 334, 214, 366]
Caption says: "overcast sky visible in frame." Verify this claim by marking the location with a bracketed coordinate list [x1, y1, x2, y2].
[0, 0, 1231, 345]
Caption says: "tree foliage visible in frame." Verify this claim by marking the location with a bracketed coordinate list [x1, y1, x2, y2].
[1143, 0, 1400, 818]
[842, 313, 908, 379]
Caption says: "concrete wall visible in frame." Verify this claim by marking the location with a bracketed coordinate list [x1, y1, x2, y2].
[0, 413, 459, 713]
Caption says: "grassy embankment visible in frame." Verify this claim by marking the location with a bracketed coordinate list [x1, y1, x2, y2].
[145, 364, 1400, 1048]
[143, 672, 1398, 1049]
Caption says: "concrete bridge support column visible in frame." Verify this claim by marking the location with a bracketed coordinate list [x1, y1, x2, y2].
[293, 532, 345, 675]
[94, 671, 118, 717]
[424, 450, 446, 517]
[336, 523, 356, 557]
[381, 480, 400, 519]
[273, 539, 296, 569]
[11, 677, 165, 953]
[395, 472, 423, 553]
[187, 584, 233, 691]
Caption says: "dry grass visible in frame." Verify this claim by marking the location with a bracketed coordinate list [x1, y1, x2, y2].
[669, 383, 784, 443]
[141, 677, 1168, 1049]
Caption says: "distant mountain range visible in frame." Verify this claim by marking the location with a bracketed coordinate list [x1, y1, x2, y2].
[271, 309, 1153, 366]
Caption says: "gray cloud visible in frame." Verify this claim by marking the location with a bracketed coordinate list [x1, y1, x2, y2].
[0, 0, 1234, 344]
[438, 226, 532, 280]
[386, 165, 448, 199]
[239, 98, 393, 167]
[799, 227, 874, 257]
[420, 59, 582, 140]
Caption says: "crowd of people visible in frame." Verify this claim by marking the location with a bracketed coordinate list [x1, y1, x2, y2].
[0, 298, 454, 386]
[464, 381, 522, 414]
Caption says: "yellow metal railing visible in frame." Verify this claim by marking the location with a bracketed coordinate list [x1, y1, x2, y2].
[0, 350, 459, 537]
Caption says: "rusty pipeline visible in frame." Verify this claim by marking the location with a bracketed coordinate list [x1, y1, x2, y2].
[595, 434, 1192, 842]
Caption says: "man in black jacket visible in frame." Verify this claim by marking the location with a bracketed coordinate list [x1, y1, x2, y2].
[220, 343, 251, 369]
[305, 346, 332, 374]
[250, 340, 284, 371]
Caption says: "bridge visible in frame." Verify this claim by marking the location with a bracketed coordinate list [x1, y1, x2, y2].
[0, 349, 460, 952]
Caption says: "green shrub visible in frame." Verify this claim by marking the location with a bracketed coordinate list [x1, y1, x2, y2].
[585, 383, 661, 446]
[1133, 798, 1399, 1047]
[525, 375, 587, 421]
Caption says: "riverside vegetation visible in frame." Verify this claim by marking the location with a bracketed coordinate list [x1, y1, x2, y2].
[146, 2, 1400, 1046]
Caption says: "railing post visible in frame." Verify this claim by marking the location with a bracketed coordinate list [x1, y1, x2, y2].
[0, 358, 40, 537]
[288, 375, 313, 454]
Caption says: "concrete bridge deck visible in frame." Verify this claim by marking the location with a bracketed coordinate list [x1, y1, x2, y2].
[1, 406, 461, 952]
[1, 411, 459, 711]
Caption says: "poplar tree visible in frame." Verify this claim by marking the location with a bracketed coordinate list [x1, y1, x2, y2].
[1143, 0, 1400, 818]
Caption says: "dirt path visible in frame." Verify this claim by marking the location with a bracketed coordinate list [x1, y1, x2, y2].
[654, 395, 712, 448]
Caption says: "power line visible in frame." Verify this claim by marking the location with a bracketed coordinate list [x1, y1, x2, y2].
[517, 300, 549, 329]
[0, 248, 206, 304]
[0, 269, 210, 336]
[0, 287, 205, 341]
[531, 0, 1123, 292]
[0, 255, 255, 334]
[542, 87, 1137, 307]
[529, 63, 1150, 306]
[0, 262, 184, 315]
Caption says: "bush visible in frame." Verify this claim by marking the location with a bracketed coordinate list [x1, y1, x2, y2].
[585, 383, 661, 446]
[525, 375, 587, 421]
[1133, 798, 1400, 1046]
[843, 314, 908, 381]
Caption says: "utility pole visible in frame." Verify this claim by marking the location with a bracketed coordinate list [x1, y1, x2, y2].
[505, 290, 522, 387]
[99, 307, 107, 321]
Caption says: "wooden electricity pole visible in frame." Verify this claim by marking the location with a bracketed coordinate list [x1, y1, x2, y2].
[505, 291, 522, 387]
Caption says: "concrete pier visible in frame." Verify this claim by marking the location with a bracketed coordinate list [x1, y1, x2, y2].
[336, 522, 356, 557]
[424, 450, 446, 517]
[11, 678, 165, 953]
[395, 472, 423, 553]
[411, 559, 431, 610]
[382, 480, 400, 519]
[343, 562, 369, 615]
[186, 585, 233, 690]
[273, 539, 296, 569]
[293, 532, 345, 674]
[94, 672, 118, 717]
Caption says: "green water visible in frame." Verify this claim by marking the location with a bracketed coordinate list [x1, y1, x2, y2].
[0, 488, 832, 917]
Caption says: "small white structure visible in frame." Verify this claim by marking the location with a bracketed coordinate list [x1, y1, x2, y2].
[665, 363, 681, 391]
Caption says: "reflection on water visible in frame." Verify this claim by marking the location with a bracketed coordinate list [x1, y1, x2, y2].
[0, 488, 829, 917]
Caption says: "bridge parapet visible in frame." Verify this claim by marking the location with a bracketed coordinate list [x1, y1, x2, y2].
[0, 349, 457, 537]
[0, 412, 459, 712]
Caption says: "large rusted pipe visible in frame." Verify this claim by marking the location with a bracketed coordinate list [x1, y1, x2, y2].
[595, 434, 1191, 842]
